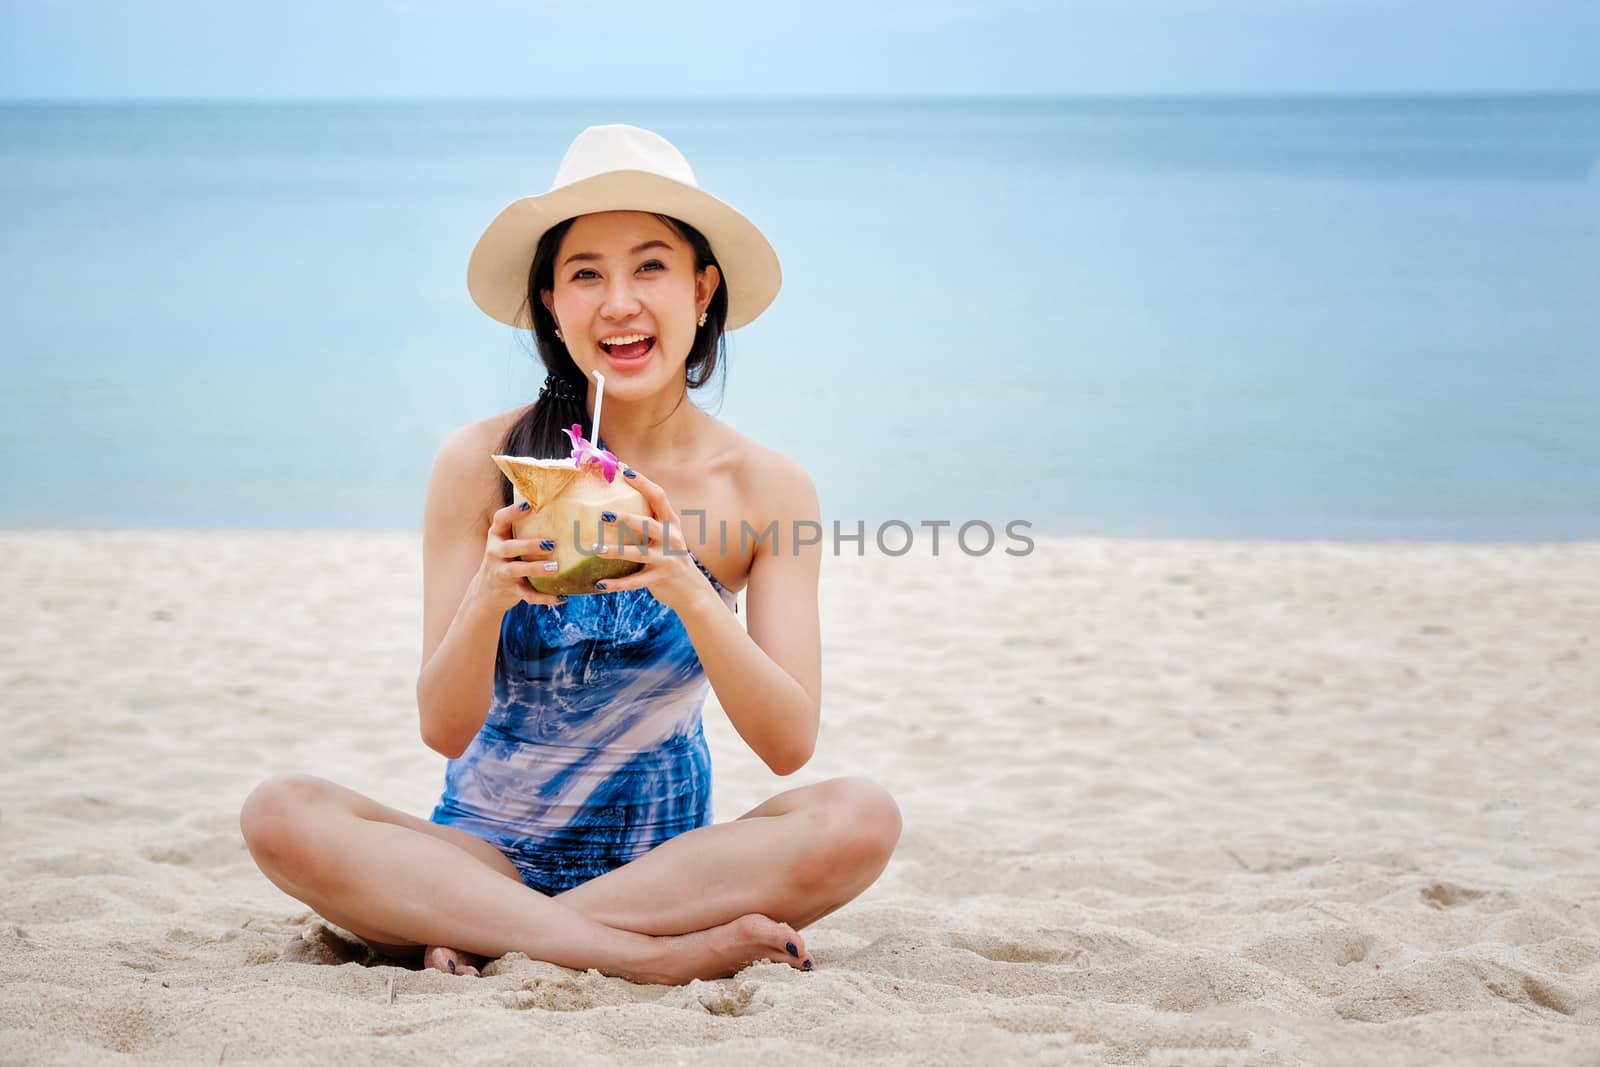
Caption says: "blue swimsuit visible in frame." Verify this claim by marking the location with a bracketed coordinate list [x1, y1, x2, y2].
[429, 555, 736, 895]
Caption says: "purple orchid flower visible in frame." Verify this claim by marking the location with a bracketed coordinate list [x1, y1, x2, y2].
[562, 423, 620, 482]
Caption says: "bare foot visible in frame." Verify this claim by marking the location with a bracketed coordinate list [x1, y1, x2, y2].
[423, 945, 483, 977]
[633, 913, 813, 985]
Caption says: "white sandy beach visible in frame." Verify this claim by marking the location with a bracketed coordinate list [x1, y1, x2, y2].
[0, 530, 1596, 1065]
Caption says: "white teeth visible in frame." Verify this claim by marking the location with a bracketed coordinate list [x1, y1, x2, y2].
[600, 334, 651, 348]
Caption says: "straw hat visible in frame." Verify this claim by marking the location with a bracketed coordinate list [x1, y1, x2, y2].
[466, 123, 781, 332]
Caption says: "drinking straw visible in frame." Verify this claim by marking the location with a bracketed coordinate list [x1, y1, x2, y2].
[591, 370, 606, 449]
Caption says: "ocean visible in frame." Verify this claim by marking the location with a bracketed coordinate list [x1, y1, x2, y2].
[2, 95, 1597, 540]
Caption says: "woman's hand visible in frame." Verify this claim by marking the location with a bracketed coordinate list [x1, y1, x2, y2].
[591, 468, 723, 619]
[467, 501, 570, 613]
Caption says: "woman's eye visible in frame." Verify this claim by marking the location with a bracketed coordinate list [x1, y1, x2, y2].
[572, 261, 665, 281]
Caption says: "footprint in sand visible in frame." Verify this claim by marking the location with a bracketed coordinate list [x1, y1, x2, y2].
[1419, 882, 1486, 909]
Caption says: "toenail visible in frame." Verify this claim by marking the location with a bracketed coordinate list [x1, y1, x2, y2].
[802, 958, 813, 970]
[786, 941, 798, 958]
[447, 959, 456, 973]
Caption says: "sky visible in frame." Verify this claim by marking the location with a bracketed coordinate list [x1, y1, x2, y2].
[1, 0, 1597, 99]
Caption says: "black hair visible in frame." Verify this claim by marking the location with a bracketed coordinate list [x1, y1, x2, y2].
[494, 212, 729, 506]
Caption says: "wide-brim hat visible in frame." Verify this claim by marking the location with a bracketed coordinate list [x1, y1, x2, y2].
[466, 124, 781, 332]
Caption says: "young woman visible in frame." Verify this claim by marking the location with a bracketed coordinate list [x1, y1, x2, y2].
[239, 124, 902, 986]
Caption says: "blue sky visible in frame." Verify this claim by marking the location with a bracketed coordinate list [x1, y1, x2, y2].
[2, 0, 1596, 99]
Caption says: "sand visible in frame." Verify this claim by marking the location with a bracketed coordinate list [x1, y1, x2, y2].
[0, 530, 1597, 1065]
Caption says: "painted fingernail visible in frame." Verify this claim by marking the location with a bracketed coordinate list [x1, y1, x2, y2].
[601, 511, 616, 523]
[447, 959, 456, 973]
[802, 958, 813, 971]
[556, 595, 568, 603]
[623, 468, 637, 479]
[594, 581, 608, 590]
[544, 561, 558, 572]
[539, 539, 555, 550]
[785, 941, 798, 958]
[518, 502, 530, 511]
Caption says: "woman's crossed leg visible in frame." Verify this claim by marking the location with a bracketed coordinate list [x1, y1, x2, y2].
[239, 774, 899, 984]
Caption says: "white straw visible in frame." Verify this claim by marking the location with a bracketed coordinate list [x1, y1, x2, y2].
[590, 370, 606, 448]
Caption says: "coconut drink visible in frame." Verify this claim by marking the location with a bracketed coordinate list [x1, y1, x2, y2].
[493, 444, 646, 595]
[492, 372, 646, 596]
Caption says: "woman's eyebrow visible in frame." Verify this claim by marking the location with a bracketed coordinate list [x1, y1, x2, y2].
[561, 240, 673, 268]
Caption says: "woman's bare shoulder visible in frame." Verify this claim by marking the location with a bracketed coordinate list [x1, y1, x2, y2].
[436, 406, 531, 461]
[458, 405, 531, 449]
[429, 406, 533, 519]
[721, 423, 819, 522]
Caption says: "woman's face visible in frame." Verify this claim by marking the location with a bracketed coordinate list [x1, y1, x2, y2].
[540, 210, 719, 400]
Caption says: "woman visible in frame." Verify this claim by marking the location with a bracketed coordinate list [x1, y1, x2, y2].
[239, 124, 902, 986]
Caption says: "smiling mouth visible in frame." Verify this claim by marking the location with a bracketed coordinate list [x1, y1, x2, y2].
[600, 337, 656, 359]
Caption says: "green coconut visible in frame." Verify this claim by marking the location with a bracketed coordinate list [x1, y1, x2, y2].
[492, 454, 648, 595]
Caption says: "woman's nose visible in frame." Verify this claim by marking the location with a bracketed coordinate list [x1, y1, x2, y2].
[600, 277, 643, 317]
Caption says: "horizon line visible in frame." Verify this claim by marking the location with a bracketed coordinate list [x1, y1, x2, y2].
[4, 88, 1600, 107]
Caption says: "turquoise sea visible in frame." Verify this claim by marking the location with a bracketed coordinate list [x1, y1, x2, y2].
[2, 96, 1597, 540]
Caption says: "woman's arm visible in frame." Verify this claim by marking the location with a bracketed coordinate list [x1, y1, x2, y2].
[678, 453, 823, 776]
[414, 424, 510, 758]
[413, 416, 597, 757]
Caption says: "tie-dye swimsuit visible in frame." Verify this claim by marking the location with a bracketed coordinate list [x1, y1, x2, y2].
[429, 555, 736, 895]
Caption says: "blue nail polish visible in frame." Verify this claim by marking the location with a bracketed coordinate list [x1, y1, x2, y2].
[622, 468, 637, 479]
[802, 959, 813, 971]
[594, 581, 607, 590]
[539, 539, 555, 550]
[785, 941, 798, 958]
[601, 511, 616, 523]
[518, 502, 531, 511]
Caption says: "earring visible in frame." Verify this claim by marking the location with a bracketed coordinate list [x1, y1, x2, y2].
[554, 328, 564, 342]
[697, 311, 707, 328]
